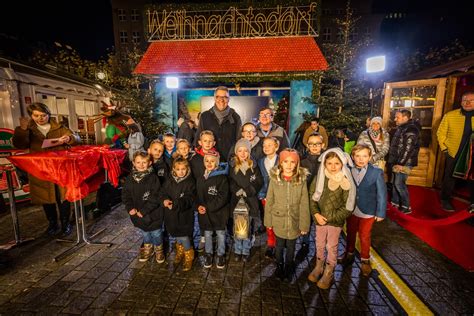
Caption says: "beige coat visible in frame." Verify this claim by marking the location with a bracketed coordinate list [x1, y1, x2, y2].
[12, 120, 80, 204]
[302, 125, 329, 148]
[264, 167, 310, 240]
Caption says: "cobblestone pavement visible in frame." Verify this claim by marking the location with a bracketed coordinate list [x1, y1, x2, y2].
[1, 199, 472, 315]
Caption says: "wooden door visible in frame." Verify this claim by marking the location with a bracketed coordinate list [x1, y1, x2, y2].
[382, 78, 447, 187]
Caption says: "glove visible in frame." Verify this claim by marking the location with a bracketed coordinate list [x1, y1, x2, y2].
[236, 189, 247, 197]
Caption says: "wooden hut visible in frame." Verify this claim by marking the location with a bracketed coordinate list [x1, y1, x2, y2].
[381, 54, 474, 187]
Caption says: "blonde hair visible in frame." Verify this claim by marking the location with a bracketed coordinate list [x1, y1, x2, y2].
[133, 151, 151, 162]
[351, 144, 372, 156]
[172, 157, 190, 176]
[149, 139, 164, 149]
[199, 130, 215, 140]
[233, 150, 254, 174]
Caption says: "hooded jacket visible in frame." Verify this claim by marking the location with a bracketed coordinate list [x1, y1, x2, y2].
[228, 158, 263, 218]
[161, 169, 196, 237]
[264, 166, 310, 240]
[388, 119, 420, 167]
[196, 163, 230, 231]
[122, 170, 163, 232]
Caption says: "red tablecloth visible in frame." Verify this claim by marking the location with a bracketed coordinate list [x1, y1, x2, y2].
[7, 146, 127, 202]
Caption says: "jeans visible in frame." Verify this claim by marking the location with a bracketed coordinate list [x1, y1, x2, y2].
[205, 230, 226, 256]
[176, 236, 192, 251]
[275, 237, 297, 265]
[346, 215, 375, 260]
[234, 217, 255, 255]
[141, 228, 163, 246]
[391, 172, 410, 209]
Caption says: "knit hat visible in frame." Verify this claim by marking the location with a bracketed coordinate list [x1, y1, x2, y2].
[204, 149, 220, 164]
[234, 138, 251, 155]
[279, 149, 300, 164]
[370, 116, 383, 127]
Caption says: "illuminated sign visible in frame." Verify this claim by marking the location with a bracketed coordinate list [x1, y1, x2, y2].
[147, 3, 318, 41]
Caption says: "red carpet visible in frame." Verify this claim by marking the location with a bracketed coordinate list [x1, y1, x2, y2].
[387, 186, 474, 271]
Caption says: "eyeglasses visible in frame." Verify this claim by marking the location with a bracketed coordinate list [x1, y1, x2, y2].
[259, 113, 273, 118]
[462, 99, 474, 105]
[215, 96, 229, 100]
[308, 143, 323, 147]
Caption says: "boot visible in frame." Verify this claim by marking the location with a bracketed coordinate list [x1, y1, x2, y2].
[43, 204, 59, 236]
[182, 249, 195, 272]
[338, 252, 355, 268]
[361, 259, 372, 277]
[174, 243, 185, 264]
[284, 261, 295, 282]
[308, 258, 325, 283]
[275, 262, 285, 281]
[317, 264, 335, 290]
[155, 245, 165, 264]
[139, 244, 154, 262]
[59, 201, 72, 236]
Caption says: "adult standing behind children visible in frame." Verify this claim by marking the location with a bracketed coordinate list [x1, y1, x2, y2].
[302, 117, 329, 150]
[12, 103, 81, 236]
[125, 123, 145, 162]
[195, 86, 242, 161]
[357, 116, 390, 170]
[256, 107, 290, 152]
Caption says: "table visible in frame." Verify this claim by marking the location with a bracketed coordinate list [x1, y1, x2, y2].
[8, 145, 127, 261]
[0, 162, 34, 250]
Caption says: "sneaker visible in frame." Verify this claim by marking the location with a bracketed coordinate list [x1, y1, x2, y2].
[441, 200, 455, 212]
[400, 206, 412, 214]
[198, 237, 205, 253]
[46, 223, 60, 236]
[62, 223, 73, 236]
[242, 254, 249, 263]
[203, 254, 213, 268]
[265, 247, 275, 259]
[216, 255, 225, 269]
[390, 201, 400, 209]
[234, 254, 241, 262]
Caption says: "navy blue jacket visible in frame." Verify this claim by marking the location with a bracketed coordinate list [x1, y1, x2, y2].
[351, 164, 387, 218]
[257, 155, 279, 200]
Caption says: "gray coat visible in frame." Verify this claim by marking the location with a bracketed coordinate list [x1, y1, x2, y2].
[357, 129, 390, 164]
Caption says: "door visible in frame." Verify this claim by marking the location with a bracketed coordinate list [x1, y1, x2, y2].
[382, 78, 447, 187]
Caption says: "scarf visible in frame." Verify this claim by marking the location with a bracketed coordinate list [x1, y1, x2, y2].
[324, 169, 351, 191]
[132, 166, 153, 183]
[211, 105, 231, 125]
[456, 109, 474, 161]
[368, 128, 381, 141]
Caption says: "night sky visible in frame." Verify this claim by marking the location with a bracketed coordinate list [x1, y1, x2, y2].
[0, 0, 472, 62]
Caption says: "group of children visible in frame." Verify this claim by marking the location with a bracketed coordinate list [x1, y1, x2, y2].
[122, 125, 387, 289]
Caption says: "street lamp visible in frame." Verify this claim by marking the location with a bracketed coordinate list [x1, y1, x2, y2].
[366, 55, 386, 116]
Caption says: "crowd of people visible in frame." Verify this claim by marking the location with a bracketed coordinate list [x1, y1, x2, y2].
[11, 86, 473, 289]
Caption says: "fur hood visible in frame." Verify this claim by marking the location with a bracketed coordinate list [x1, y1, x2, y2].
[269, 166, 310, 186]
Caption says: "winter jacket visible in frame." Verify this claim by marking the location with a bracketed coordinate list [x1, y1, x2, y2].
[196, 164, 230, 231]
[161, 171, 196, 237]
[12, 120, 81, 204]
[300, 153, 321, 188]
[437, 108, 474, 158]
[228, 159, 263, 218]
[357, 129, 390, 164]
[309, 176, 351, 227]
[122, 171, 163, 232]
[388, 120, 420, 167]
[257, 155, 279, 200]
[195, 107, 242, 161]
[177, 121, 196, 145]
[351, 164, 387, 218]
[256, 123, 290, 152]
[152, 158, 169, 185]
[264, 167, 311, 240]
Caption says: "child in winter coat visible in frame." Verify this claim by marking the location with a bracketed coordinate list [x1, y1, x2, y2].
[122, 151, 164, 263]
[196, 150, 230, 269]
[148, 139, 169, 185]
[161, 157, 196, 271]
[338, 144, 387, 277]
[297, 133, 325, 260]
[229, 139, 263, 261]
[173, 139, 195, 162]
[264, 149, 310, 281]
[163, 132, 177, 168]
[308, 148, 356, 289]
[257, 137, 280, 258]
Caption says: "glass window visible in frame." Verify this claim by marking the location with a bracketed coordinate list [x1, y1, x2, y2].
[118, 9, 126, 22]
[120, 31, 128, 43]
[132, 31, 140, 44]
[131, 9, 140, 22]
[322, 27, 331, 41]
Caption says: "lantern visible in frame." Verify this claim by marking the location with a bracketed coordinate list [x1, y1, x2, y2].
[233, 197, 250, 240]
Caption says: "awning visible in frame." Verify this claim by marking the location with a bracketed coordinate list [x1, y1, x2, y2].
[134, 37, 328, 77]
